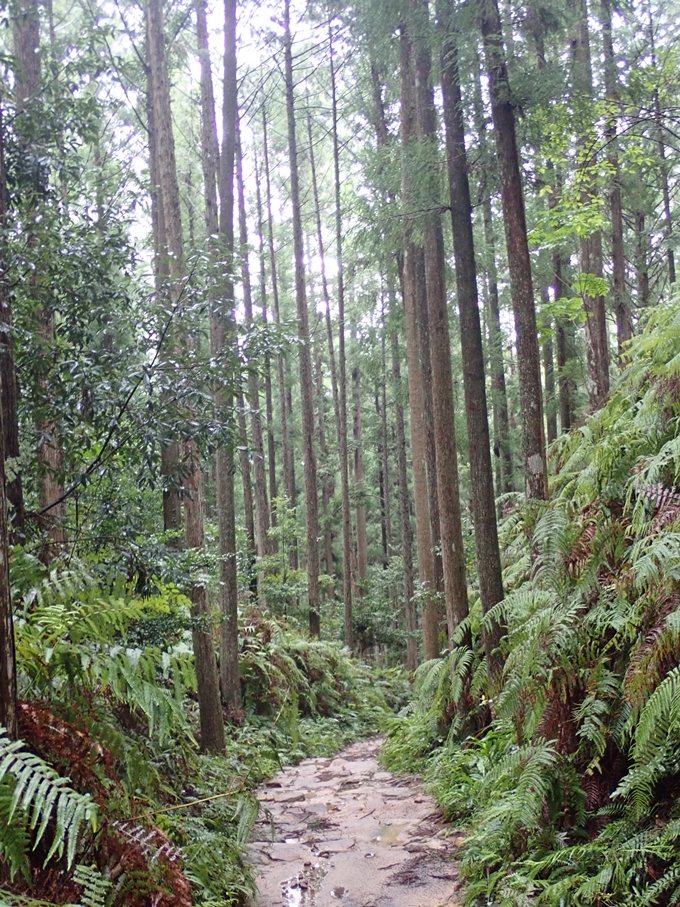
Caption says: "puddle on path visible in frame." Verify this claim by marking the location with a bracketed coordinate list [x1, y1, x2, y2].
[246, 737, 462, 907]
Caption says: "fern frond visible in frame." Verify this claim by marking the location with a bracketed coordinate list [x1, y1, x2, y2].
[0, 728, 97, 868]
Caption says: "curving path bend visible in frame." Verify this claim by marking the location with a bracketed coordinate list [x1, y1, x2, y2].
[246, 737, 462, 907]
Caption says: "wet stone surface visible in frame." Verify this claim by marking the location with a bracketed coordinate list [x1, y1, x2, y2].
[246, 737, 462, 907]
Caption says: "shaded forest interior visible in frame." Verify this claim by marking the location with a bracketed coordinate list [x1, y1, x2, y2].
[0, 0, 679, 903]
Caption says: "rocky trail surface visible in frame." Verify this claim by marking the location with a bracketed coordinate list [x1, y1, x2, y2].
[246, 737, 462, 907]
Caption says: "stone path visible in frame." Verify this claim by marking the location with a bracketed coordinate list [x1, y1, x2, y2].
[246, 737, 462, 907]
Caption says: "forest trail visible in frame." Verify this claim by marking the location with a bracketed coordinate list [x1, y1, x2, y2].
[246, 737, 462, 907]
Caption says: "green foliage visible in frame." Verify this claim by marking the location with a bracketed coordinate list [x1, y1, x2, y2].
[0, 729, 97, 874]
[385, 298, 680, 906]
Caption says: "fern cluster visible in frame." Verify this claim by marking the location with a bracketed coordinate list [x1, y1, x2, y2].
[385, 299, 680, 906]
[0, 554, 398, 906]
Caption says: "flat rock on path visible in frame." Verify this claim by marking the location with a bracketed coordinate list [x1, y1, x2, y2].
[246, 737, 462, 907]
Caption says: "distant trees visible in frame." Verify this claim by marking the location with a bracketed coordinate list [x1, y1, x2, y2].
[0, 0, 678, 732]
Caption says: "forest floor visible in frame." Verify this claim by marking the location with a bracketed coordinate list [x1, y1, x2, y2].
[245, 737, 463, 907]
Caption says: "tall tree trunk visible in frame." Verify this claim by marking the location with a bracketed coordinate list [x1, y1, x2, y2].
[197, 0, 240, 712]
[329, 24, 354, 649]
[0, 107, 21, 542]
[148, 0, 224, 750]
[542, 306, 557, 444]
[236, 388, 256, 580]
[415, 249, 445, 602]
[253, 150, 278, 530]
[0, 106, 22, 542]
[400, 28, 440, 660]
[283, 0, 320, 638]
[480, 0, 548, 500]
[601, 0, 632, 352]
[236, 128, 271, 560]
[635, 211, 650, 309]
[439, 12, 504, 677]
[14, 0, 66, 556]
[307, 104, 351, 621]
[0, 387, 17, 740]
[378, 321, 392, 565]
[573, 0, 610, 411]
[262, 104, 297, 566]
[314, 347, 335, 593]
[411, 4, 469, 648]
[648, 4, 675, 287]
[472, 47, 513, 499]
[0, 122, 17, 739]
[352, 367, 369, 588]
[390, 321, 418, 671]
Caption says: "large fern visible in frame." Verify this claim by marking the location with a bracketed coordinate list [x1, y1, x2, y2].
[0, 728, 97, 870]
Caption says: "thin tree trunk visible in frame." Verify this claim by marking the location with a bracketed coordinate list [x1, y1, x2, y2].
[0, 106, 23, 542]
[352, 367, 369, 586]
[480, 0, 548, 500]
[378, 322, 392, 565]
[472, 47, 513, 498]
[415, 249, 445, 602]
[400, 27, 440, 661]
[253, 150, 278, 529]
[635, 211, 650, 308]
[283, 0, 320, 638]
[0, 122, 17, 739]
[542, 308, 557, 444]
[329, 24, 354, 649]
[412, 5, 469, 648]
[198, 0, 240, 712]
[573, 0, 610, 411]
[149, 0, 224, 749]
[601, 0, 632, 352]
[236, 127, 271, 559]
[14, 0, 66, 557]
[307, 104, 351, 622]
[314, 347, 335, 593]
[262, 104, 297, 563]
[236, 388, 256, 567]
[439, 12, 504, 678]
[648, 3, 675, 287]
[390, 321, 418, 671]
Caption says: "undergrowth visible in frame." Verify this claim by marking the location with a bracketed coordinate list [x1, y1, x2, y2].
[382, 298, 680, 906]
[0, 560, 398, 907]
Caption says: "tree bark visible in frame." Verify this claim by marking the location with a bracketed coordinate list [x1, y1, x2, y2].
[14, 0, 66, 556]
[635, 211, 650, 309]
[352, 366, 369, 588]
[0, 122, 17, 739]
[480, 0, 548, 500]
[148, 0, 225, 750]
[0, 106, 23, 541]
[542, 307, 557, 444]
[262, 104, 297, 567]
[378, 321, 392, 565]
[400, 28, 440, 660]
[253, 150, 278, 531]
[236, 128, 271, 560]
[601, 0, 632, 353]
[329, 24, 354, 649]
[411, 4, 470, 648]
[307, 104, 351, 621]
[647, 5, 676, 287]
[439, 13, 504, 677]
[472, 47, 513, 499]
[283, 0, 320, 638]
[390, 321, 418, 671]
[197, 0, 240, 713]
[236, 388, 256, 580]
[573, 0, 610, 411]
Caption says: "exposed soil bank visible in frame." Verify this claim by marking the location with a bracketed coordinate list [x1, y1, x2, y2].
[246, 737, 462, 907]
